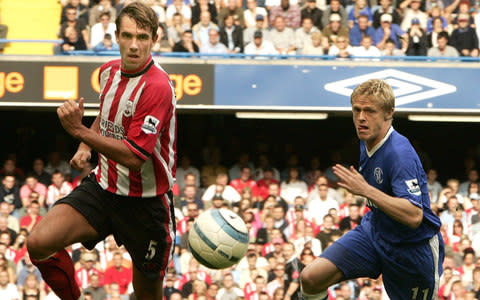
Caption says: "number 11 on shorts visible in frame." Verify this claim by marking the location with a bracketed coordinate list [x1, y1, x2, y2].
[145, 240, 158, 260]
[411, 287, 429, 300]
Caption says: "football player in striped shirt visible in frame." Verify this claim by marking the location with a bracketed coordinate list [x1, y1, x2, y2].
[27, 3, 176, 300]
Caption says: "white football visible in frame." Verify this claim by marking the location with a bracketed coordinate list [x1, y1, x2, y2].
[188, 208, 249, 269]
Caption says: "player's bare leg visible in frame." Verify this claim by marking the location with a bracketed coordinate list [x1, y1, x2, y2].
[131, 264, 164, 300]
[27, 203, 99, 300]
[300, 257, 345, 299]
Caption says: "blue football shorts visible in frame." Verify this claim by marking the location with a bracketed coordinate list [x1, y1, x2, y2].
[321, 222, 444, 300]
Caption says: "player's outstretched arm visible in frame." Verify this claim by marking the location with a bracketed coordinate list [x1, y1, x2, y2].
[333, 164, 423, 229]
[58, 98, 144, 171]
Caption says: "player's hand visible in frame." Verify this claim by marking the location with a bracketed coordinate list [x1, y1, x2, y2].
[70, 149, 91, 171]
[333, 164, 368, 196]
[57, 97, 85, 138]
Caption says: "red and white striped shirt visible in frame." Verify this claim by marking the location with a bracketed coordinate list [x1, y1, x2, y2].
[94, 56, 177, 197]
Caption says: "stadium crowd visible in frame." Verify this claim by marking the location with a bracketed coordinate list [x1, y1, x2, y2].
[1, 147, 480, 300]
[57, 0, 480, 57]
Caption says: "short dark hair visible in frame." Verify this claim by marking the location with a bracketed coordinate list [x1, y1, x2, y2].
[437, 31, 449, 41]
[116, 2, 158, 38]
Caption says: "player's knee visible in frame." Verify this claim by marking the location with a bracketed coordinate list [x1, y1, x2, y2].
[300, 268, 317, 293]
[26, 231, 50, 260]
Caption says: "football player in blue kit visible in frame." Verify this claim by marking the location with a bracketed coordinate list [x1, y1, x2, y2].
[300, 79, 444, 300]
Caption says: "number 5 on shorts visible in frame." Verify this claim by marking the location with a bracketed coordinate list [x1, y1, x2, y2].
[145, 240, 158, 260]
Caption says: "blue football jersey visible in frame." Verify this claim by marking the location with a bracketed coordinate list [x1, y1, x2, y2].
[359, 128, 441, 244]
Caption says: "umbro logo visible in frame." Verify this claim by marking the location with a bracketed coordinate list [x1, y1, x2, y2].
[324, 69, 457, 106]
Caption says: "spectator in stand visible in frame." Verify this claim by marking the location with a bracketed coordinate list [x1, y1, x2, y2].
[303, 32, 329, 55]
[372, 0, 401, 29]
[272, 204, 291, 238]
[16, 252, 42, 287]
[44, 151, 71, 180]
[191, 0, 217, 28]
[301, 0, 323, 30]
[280, 167, 308, 205]
[152, 25, 172, 53]
[338, 203, 362, 233]
[0, 175, 22, 213]
[244, 15, 271, 47]
[426, 16, 448, 48]
[19, 201, 42, 233]
[46, 170, 73, 208]
[406, 18, 428, 55]
[176, 156, 201, 195]
[180, 185, 204, 215]
[450, 13, 479, 57]
[93, 33, 120, 52]
[193, 11, 219, 48]
[104, 252, 132, 297]
[82, 272, 107, 300]
[348, 0, 373, 28]
[266, 260, 288, 297]
[166, 0, 192, 27]
[217, 273, 244, 300]
[61, 26, 88, 52]
[173, 30, 199, 53]
[426, 7, 447, 34]
[20, 174, 47, 209]
[30, 158, 51, 187]
[90, 11, 116, 49]
[307, 184, 340, 226]
[167, 13, 190, 47]
[0, 159, 24, 182]
[0, 267, 18, 299]
[18, 272, 45, 300]
[315, 214, 341, 251]
[351, 35, 382, 57]
[322, 13, 350, 46]
[328, 35, 354, 58]
[459, 169, 479, 197]
[283, 241, 304, 300]
[230, 165, 258, 196]
[60, 0, 89, 25]
[375, 13, 408, 51]
[177, 202, 200, 237]
[257, 167, 280, 200]
[0, 202, 18, 234]
[89, 0, 117, 27]
[349, 14, 377, 46]
[245, 0, 269, 28]
[0, 217, 17, 247]
[145, 0, 166, 25]
[295, 17, 320, 54]
[269, 0, 301, 29]
[202, 173, 241, 205]
[218, 0, 245, 27]
[322, 0, 348, 29]
[399, 0, 428, 32]
[75, 251, 103, 291]
[427, 31, 459, 57]
[219, 14, 244, 53]
[448, 0, 474, 27]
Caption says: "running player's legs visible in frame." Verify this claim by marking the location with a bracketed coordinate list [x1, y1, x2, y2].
[301, 225, 382, 296]
[27, 203, 98, 259]
[109, 192, 175, 300]
[379, 233, 444, 300]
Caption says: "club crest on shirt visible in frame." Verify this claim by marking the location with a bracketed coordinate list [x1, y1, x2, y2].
[123, 100, 133, 117]
[405, 179, 421, 196]
[374, 167, 383, 184]
[141, 115, 159, 134]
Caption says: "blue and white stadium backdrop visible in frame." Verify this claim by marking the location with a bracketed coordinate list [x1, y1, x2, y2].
[0, 57, 478, 111]
[214, 64, 479, 111]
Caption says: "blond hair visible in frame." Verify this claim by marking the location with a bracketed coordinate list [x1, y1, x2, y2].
[350, 79, 395, 113]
